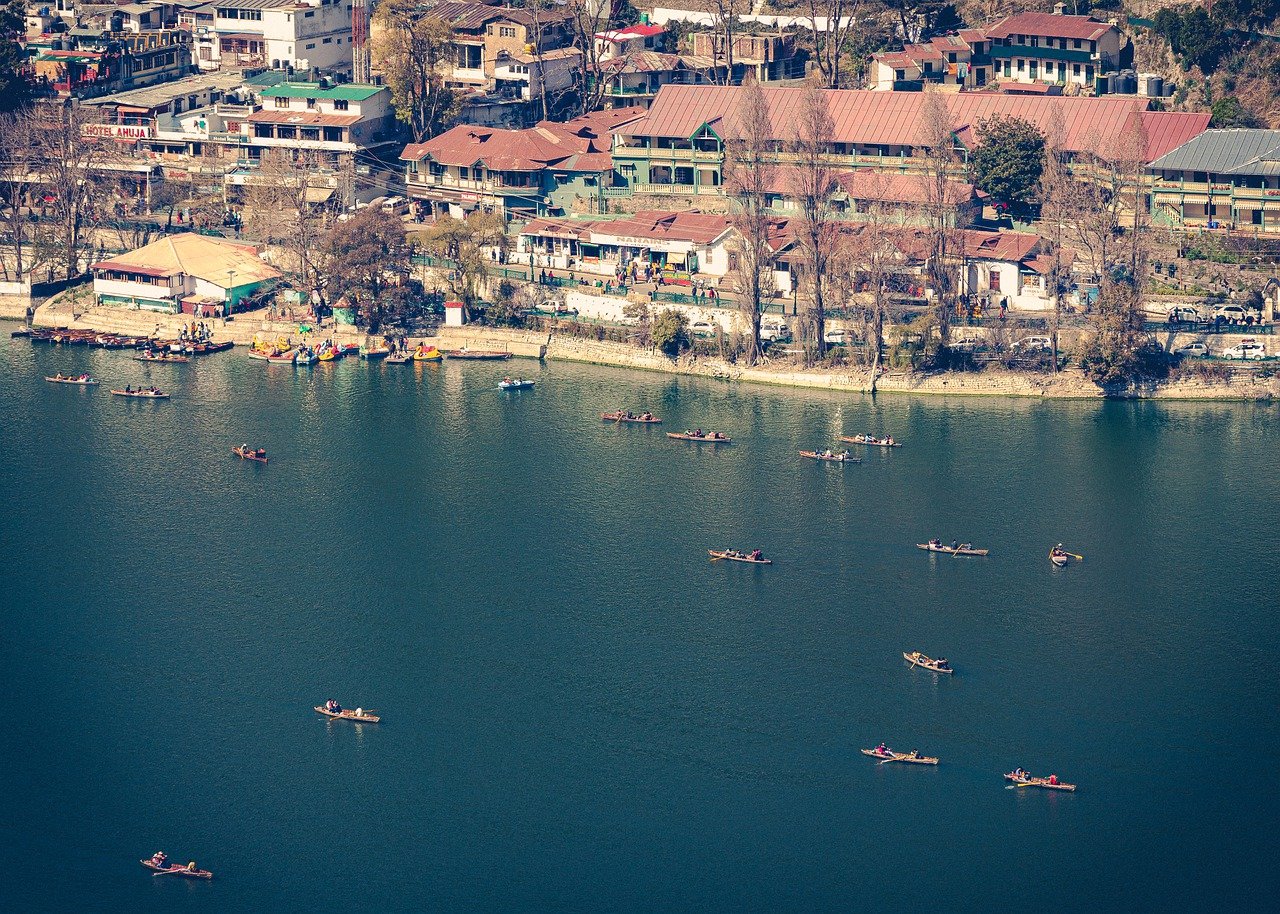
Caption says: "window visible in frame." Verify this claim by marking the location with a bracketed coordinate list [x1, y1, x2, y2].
[305, 97, 316, 108]
[1072, 63, 1081, 75]
[1016, 59, 1025, 72]
[333, 99, 348, 111]
[305, 42, 315, 49]
[305, 9, 314, 16]
[323, 37, 332, 44]
[1044, 62, 1053, 75]
[499, 26, 517, 38]
[274, 96, 289, 108]
[989, 270, 1001, 292]
[1073, 39, 1081, 49]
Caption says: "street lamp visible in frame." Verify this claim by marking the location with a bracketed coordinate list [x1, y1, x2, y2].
[226, 269, 235, 316]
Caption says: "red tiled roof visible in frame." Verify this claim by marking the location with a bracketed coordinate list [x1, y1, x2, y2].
[247, 110, 360, 127]
[961, 229, 1040, 263]
[618, 86, 1209, 163]
[835, 171, 975, 205]
[521, 210, 736, 246]
[985, 13, 1114, 42]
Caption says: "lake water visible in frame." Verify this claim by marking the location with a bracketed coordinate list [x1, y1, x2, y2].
[1, 329, 1277, 912]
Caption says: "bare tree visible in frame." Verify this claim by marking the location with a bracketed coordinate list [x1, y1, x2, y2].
[373, 1, 459, 143]
[708, 0, 745, 86]
[0, 109, 35, 280]
[29, 103, 122, 280]
[789, 81, 839, 360]
[917, 89, 959, 345]
[1037, 104, 1069, 372]
[724, 79, 778, 366]
[843, 174, 906, 392]
[805, 0, 863, 89]
[568, 0, 619, 116]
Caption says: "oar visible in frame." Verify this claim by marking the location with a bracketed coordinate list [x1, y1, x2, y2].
[1068, 553, 1084, 561]
[878, 754, 903, 765]
[153, 868, 193, 877]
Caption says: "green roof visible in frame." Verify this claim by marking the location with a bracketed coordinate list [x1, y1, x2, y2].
[242, 70, 287, 89]
[260, 82, 383, 101]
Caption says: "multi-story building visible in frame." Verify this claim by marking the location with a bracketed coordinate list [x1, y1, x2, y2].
[609, 85, 1207, 200]
[401, 107, 645, 220]
[593, 22, 666, 62]
[688, 30, 805, 83]
[870, 30, 992, 91]
[1148, 129, 1280, 234]
[185, 0, 354, 73]
[984, 6, 1125, 91]
[592, 51, 722, 109]
[29, 29, 193, 96]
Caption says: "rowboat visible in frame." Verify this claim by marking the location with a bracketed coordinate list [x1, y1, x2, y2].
[840, 435, 901, 447]
[294, 350, 318, 366]
[111, 389, 169, 399]
[140, 860, 213, 879]
[314, 706, 380, 723]
[135, 353, 189, 363]
[1004, 772, 1076, 792]
[800, 450, 858, 463]
[412, 346, 442, 361]
[359, 346, 390, 360]
[266, 350, 296, 363]
[667, 432, 731, 443]
[385, 352, 411, 364]
[917, 543, 989, 557]
[499, 379, 535, 390]
[339, 343, 361, 358]
[861, 748, 939, 765]
[903, 651, 953, 673]
[1050, 551, 1069, 567]
[708, 549, 772, 565]
[232, 446, 268, 464]
[10, 328, 31, 338]
[444, 348, 512, 360]
[193, 340, 234, 354]
[601, 412, 660, 423]
[45, 375, 99, 385]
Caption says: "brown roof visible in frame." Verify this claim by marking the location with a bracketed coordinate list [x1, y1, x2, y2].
[92, 233, 281, 284]
[521, 210, 735, 246]
[618, 86, 1209, 163]
[835, 171, 975, 205]
[425, 0, 573, 30]
[961, 229, 1040, 263]
[248, 110, 360, 127]
[984, 13, 1114, 42]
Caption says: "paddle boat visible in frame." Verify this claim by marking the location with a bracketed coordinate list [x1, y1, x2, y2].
[903, 651, 953, 674]
[386, 351, 412, 364]
[45, 374, 99, 386]
[294, 346, 318, 366]
[359, 344, 391, 360]
[412, 345, 442, 361]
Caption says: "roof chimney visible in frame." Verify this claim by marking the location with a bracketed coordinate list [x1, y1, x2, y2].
[1053, 2, 1065, 13]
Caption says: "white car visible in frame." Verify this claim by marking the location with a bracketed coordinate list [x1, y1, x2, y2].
[1013, 335, 1052, 352]
[1222, 339, 1267, 360]
[824, 328, 851, 345]
[1167, 306, 1202, 323]
[1176, 341, 1210, 357]
[690, 320, 721, 338]
[950, 336, 984, 351]
[760, 320, 791, 343]
[1214, 305, 1256, 323]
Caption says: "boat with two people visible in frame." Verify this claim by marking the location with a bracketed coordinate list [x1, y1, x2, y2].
[45, 373, 99, 386]
[708, 548, 772, 565]
[293, 345, 318, 366]
[413, 344, 442, 361]
[903, 651, 953, 673]
[668, 429, 731, 443]
[918, 539, 989, 557]
[499, 377, 535, 390]
[840, 434, 901, 448]
[315, 699, 381, 723]
[1005, 768, 1076, 791]
[111, 385, 169, 399]
[232, 445, 268, 464]
[800, 449, 858, 463]
[602, 410, 660, 424]
[141, 852, 212, 880]
[861, 743, 939, 765]
[1049, 544, 1082, 567]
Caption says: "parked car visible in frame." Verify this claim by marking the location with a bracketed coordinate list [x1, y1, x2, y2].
[1214, 305, 1257, 324]
[1222, 339, 1267, 360]
[690, 320, 721, 339]
[1176, 341, 1210, 357]
[1167, 306, 1202, 323]
[760, 319, 791, 343]
[1013, 335, 1052, 353]
[949, 336, 984, 352]
[824, 328, 851, 345]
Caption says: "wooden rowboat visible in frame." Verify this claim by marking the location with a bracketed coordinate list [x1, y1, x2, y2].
[917, 543, 989, 556]
[601, 412, 661, 423]
[359, 347, 391, 360]
[708, 549, 772, 565]
[800, 450, 858, 463]
[903, 651, 953, 673]
[45, 376, 99, 385]
[1004, 772, 1076, 792]
[1050, 550, 1070, 567]
[668, 432, 731, 443]
[140, 860, 213, 879]
[499, 379, 535, 390]
[444, 349, 511, 360]
[385, 352, 411, 364]
[840, 435, 901, 447]
[111, 389, 169, 399]
[232, 446, 268, 464]
[861, 748, 939, 765]
[135, 353, 189, 363]
[314, 706, 380, 723]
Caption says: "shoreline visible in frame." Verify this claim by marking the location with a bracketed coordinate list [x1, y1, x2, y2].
[7, 309, 1276, 402]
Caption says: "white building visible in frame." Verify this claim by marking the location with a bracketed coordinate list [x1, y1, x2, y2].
[186, 0, 353, 73]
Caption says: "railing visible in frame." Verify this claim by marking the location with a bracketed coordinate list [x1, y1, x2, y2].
[989, 44, 1096, 64]
[634, 183, 721, 196]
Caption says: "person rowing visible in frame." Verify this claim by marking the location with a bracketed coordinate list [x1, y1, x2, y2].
[750, 549, 763, 562]
[186, 861, 199, 873]
[1047, 774, 1059, 786]
[325, 699, 342, 714]
[928, 538, 940, 548]
[151, 851, 168, 869]
[1013, 767, 1026, 780]
[934, 657, 949, 670]
[875, 742, 889, 756]
[640, 412, 652, 420]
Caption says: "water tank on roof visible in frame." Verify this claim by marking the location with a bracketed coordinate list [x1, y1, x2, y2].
[1139, 73, 1164, 98]
[1096, 73, 1111, 95]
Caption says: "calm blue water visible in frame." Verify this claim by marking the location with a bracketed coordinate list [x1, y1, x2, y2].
[1, 327, 1277, 912]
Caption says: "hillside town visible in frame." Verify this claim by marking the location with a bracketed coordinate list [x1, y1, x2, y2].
[4, 0, 1280, 392]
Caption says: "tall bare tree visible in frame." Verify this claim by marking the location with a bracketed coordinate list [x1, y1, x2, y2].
[917, 89, 959, 345]
[844, 175, 906, 392]
[0, 109, 35, 280]
[724, 79, 778, 365]
[805, 0, 863, 88]
[789, 82, 839, 360]
[708, 0, 745, 86]
[373, 1, 458, 143]
[568, 0, 619, 116]
[1037, 104, 1069, 372]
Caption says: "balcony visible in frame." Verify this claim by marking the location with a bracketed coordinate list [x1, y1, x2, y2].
[634, 183, 722, 196]
[989, 44, 1095, 64]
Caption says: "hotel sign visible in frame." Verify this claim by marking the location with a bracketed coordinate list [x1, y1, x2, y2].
[82, 123, 153, 141]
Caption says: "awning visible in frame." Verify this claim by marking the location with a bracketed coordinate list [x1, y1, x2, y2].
[304, 187, 335, 204]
